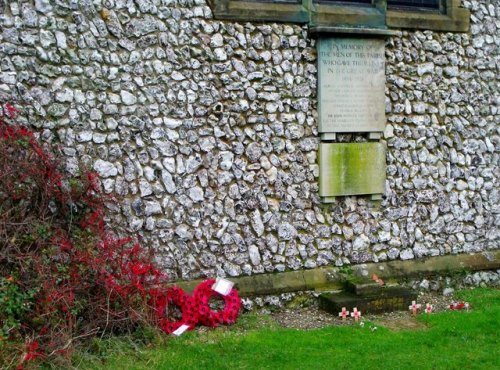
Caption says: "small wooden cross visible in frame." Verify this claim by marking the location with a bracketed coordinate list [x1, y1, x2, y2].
[425, 303, 433, 314]
[338, 307, 350, 321]
[409, 301, 421, 315]
[350, 307, 361, 322]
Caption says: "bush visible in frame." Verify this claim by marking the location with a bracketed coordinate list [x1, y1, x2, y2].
[0, 104, 168, 368]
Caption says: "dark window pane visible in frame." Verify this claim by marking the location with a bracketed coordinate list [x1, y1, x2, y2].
[234, 0, 301, 3]
[387, 0, 440, 10]
[316, 0, 372, 4]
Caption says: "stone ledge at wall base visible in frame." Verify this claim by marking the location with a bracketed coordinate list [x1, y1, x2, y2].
[172, 251, 500, 297]
[242, 268, 500, 311]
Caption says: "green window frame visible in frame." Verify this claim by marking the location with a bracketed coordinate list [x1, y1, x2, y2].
[309, 0, 387, 31]
[206, 0, 309, 23]
[387, 0, 469, 32]
[207, 0, 469, 32]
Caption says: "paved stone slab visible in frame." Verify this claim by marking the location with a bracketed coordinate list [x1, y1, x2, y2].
[345, 279, 385, 296]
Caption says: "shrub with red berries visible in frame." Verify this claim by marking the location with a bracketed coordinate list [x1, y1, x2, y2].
[0, 104, 167, 368]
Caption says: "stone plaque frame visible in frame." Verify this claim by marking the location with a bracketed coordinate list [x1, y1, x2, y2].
[317, 38, 386, 140]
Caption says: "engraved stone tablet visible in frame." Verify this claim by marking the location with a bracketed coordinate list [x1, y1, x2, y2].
[318, 38, 386, 135]
[319, 142, 385, 201]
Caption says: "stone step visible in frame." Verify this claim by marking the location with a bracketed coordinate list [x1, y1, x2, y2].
[319, 287, 417, 315]
[344, 279, 384, 296]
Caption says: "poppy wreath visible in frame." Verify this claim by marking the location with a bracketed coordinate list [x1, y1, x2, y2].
[193, 279, 242, 328]
[152, 286, 199, 334]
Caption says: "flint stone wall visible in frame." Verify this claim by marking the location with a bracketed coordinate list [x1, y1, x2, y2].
[0, 0, 498, 280]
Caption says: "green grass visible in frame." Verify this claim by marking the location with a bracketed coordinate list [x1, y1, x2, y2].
[76, 289, 499, 370]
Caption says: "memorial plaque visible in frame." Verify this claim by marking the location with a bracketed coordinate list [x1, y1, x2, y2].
[319, 142, 385, 201]
[318, 38, 386, 135]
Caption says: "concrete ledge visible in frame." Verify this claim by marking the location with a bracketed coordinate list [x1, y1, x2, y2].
[173, 251, 500, 297]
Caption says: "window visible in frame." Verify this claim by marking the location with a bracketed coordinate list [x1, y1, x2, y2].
[207, 0, 470, 32]
[309, 0, 386, 32]
[388, 0, 441, 11]
[386, 0, 469, 32]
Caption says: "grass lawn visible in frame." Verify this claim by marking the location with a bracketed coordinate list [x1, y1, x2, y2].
[76, 288, 499, 370]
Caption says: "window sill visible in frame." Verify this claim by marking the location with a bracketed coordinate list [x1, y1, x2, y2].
[387, 8, 469, 32]
[387, 0, 470, 32]
[209, 0, 308, 23]
[309, 25, 400, 36]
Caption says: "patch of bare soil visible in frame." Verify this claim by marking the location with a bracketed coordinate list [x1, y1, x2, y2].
[271, 291, 459, 331]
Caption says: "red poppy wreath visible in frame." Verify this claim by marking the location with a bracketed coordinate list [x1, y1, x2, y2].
[152, 286, 199, 334]
[193, 279, 242, 328]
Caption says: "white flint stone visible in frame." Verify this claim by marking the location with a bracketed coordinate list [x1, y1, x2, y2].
[248, 245, 262, 266]
[443, 288, 455, 296]
[55, 31, 67, 48]
[175, 224, 193, 240]
[55, 88, 74, 102]
[93, 133, 107, 144]
[161, 170, 176, 194]
[278, 223, 297, 241]
[128, 218, 143, 232]
[378, 231, 391, 242]
[120, 90, 137, 105]
[219, 151, 234, 170]
[0, 73, 16, 84]
[139, 179, 153, 197]
[35, 0, 53, 13]
[353, 235, 370, 251]
[417, 62, 435, 76]
[39, 30, 55, 48]
[165, 118, 182, 129]
[188, 187, 204, 202]
[185, 156, 202, 173]
[400, 249, 414, 260]
[251, 210, 265, 237]
[456, 180, 468, 191]
[77, 131, 93, 142]
[213, 48, 227, 61]
[94, 160, 117, 178]
[210, 33, 224, 48]
[419, 279, 430, 290]
[171, 71, 186, 81]
[144, 201, 162, 216]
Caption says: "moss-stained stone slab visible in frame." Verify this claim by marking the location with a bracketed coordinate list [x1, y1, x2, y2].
[318, 37, 386, 135]
[319, 142, 385, 200]
[345, 279, 385, 296]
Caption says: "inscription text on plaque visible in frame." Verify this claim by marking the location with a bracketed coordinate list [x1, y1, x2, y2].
[318, 38, 386, 135]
